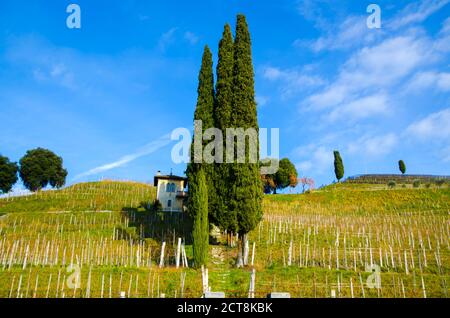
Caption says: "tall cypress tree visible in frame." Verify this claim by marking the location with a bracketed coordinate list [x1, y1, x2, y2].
[213, 24, 236, 235]
[399, 160, 406, 175]
[187, 46, 216, 224]
[230, 14, 262, 266]
[334, 151, 345, 182]
[192, 169, 209, 267]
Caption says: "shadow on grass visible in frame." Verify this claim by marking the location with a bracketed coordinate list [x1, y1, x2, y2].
[121, 202, 194, 244]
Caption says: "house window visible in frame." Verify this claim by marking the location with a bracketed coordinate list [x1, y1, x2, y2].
[166, 183, 176, 193]
[168, 200, 172, 208]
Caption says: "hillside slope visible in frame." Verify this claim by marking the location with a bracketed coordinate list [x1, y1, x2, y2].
[0, 181, 449, 298]
[0, 181, 156, 213]
[264, 183, 450, 216]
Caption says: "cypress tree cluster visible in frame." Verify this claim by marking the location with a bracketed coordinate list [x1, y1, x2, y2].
[187, 15, 262, 266]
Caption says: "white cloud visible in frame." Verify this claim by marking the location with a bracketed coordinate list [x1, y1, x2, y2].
[406, 108, 450, 140]
[388, 0, 450, 29]
[296, 0, 332, 30]
[326, 94, 389, 122]
[299, 16, 378, 52]
[73, 134, 172, 180]
[184, 31, 199, 45]
[295, 145, 334, 175]
[262, 66, 325, 98]
[347, 133, 398, 156]
[304, 34, 432, 122]
[308, 35, 430, 108]
[256, 95, 269, 107]
[158, 28, 178, 51]
[405, 71, 450, 92]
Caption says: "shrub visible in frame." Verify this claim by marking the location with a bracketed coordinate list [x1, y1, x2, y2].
[435, 179, 446, 188]
[413, 179, 421, 188]
[388, 181, 396, 189]
[425, 183, 431, 189]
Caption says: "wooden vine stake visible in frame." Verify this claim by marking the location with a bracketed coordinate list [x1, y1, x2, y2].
[248, 269, 256, 298]
[159, 242, 166, 268]
[176, 238, 182, 269]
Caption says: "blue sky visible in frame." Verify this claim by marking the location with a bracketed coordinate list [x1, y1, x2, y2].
[0, 0, 449, 190]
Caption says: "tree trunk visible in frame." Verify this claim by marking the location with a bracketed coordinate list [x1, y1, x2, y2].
[236, 234, 244, 268]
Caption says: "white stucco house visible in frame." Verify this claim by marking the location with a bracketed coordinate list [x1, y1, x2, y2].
[154, 171, 188, 212]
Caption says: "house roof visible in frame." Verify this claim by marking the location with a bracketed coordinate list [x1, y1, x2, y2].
[154, 174, 187, 187]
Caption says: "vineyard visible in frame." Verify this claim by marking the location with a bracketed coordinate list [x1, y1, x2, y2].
[0, 181, 449, 298]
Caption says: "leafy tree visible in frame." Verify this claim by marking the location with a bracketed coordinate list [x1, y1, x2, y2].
[274, 158, 297, 193]
[186, 46, 216, 223]
[213, 24, 236, 234]
[229, 14, 263, 266]
[333, 151, 344, 182]
[19, 148, 67, 192]
[289, 175, 298, 192]
[388, 180, 396, 189]
[261, 173, 276, 194]
[299, 177, 315, 193]
[398, 160, 406, 175]
[0, 155, 18, 194]
[260, 158, 298, 194]
[192, 169, 209, 267]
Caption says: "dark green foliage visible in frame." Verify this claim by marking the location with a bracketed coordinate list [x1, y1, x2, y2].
[214, 24, 236, 232]
[333, 151, 344, 182]
[275, 158, 297, 193]
[261, 158, 298, 194]
[413, 179, 421, 188]
[19, 148, 67, 192]
[399, 160, 406, 175]
[0, 155, 18, 194]
[152, 199, 162, 212]
[187, 46, 217, 223]
[388, 181, 396, 189]
[229, 14, 262, 237]
[192, 170, 209, 267]
[435, 179, 446, 188]
[215, 24, 234, 134]
[194, 46, 215, 130]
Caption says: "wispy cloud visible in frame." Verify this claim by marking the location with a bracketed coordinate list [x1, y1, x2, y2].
[303, 34, 433, 122]
[324, 94, 389, 123]
[158, 27, 178, 51]
[184, 31, 199, 45]
[406, 108, 450, 140]
[347, 133, 398, 156]
[294, 144, 334, 175]
[73, 134, 172, 180]
[296, 15, 379, 52]
[388, 0, 450, 29]
[261, 66, 325, 99]
[404, 71, 450, 93]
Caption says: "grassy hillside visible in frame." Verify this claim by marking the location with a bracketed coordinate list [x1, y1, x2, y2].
[0, 181, 156, 213]
[0, 181, 448, 298]
[265, 183, 449, 213]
